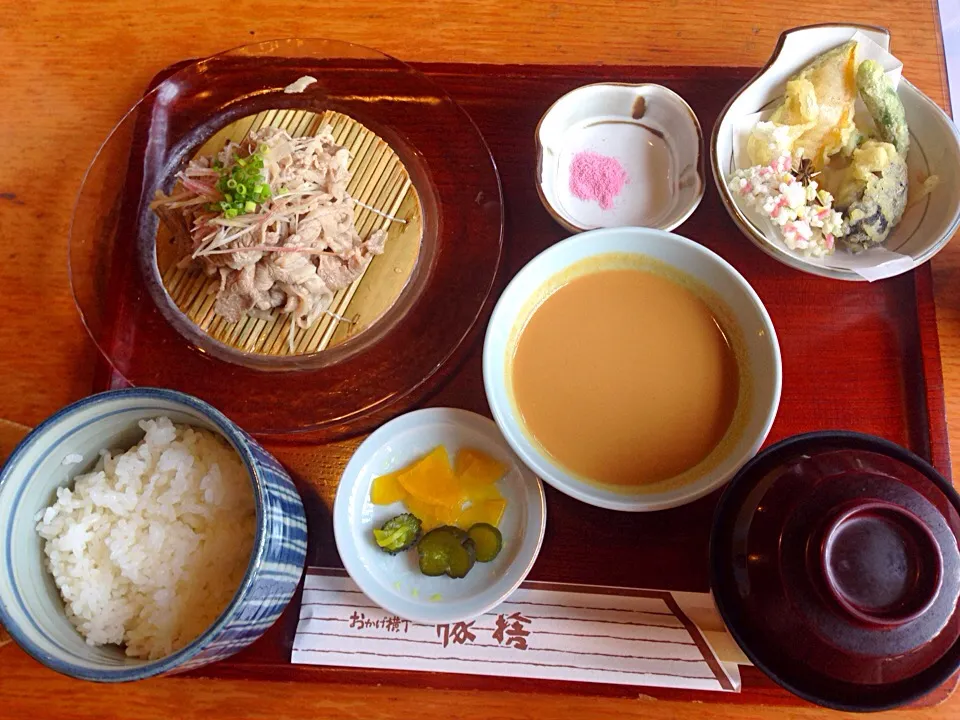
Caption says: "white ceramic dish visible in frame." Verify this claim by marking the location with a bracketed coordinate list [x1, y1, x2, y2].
[333, 408, 546, 624]
[712, 24, 960, 281]
[536, 83, 704, 232]
[483, 227, 781, 512]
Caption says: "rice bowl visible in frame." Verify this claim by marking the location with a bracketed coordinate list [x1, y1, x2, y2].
[0, 388, 308, 682]
[36, 417, 256, 659]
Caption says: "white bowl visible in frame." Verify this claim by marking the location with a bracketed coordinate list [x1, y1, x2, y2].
[333, 408, 546, 624]
[712, 24, 960, 281]
[536, 83, 704, 232]
[483, 227, 782, 512]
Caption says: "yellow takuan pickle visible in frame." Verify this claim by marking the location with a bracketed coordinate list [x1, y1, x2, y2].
[396, 446, 465, 509]
[370, 471, 407, 505]
[369, 446, 508, 530]
[456, 499, 507, 529]
[403, 495, 461, 530]
[455, 448, 507, 481]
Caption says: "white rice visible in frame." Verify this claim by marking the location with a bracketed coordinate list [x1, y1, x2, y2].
[36, 417, 256, 660]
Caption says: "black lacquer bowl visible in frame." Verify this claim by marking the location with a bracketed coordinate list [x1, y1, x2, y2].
[710, 431, 960, 711]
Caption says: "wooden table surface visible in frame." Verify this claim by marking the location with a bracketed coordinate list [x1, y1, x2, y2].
[1, 1, 958, 717]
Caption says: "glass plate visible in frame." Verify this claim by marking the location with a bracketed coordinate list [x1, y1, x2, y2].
[70, 38, 503, 437]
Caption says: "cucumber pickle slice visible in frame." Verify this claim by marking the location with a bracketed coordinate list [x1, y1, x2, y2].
[446, 538, 477, 578]
[466, 523, 503, 562]
[417, 526, 477, 579]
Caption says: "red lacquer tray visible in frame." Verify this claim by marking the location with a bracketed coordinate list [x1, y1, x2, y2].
[95, 62, 953, 707]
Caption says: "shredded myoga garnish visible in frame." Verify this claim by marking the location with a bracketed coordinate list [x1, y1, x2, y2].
[151, 125, 403, 348]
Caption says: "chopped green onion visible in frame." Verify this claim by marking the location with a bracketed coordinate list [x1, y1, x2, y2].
[204, 146, 274, 218]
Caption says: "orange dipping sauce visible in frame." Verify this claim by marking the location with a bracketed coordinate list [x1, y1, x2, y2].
[510, 267, 740, 488]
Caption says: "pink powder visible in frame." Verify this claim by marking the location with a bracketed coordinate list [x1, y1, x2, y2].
[568, 150, 629, 210]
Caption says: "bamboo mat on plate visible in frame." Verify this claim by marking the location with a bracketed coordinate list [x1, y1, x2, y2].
[155, 108, 423, 357]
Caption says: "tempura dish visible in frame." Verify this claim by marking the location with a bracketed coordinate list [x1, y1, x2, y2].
[713, 25, 960, 281]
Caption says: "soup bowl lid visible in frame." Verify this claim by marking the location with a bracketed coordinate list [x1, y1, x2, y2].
[482, 226, 782, 512]
[709, 430, 960, 711]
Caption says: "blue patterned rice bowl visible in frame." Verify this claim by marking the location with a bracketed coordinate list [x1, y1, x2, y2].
[0, 388, 307, 681]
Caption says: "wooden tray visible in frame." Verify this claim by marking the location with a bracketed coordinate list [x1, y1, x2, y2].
[95, 62, 953, 707]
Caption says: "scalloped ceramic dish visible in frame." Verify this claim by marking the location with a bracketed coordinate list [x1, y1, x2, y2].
[712, 24, 960, 281]
[537, 83, 704, 232]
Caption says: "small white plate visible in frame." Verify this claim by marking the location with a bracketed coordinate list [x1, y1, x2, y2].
[333, 408, 546, 624]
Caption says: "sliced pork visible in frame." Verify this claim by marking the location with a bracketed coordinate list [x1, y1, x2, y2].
[152, 126, 389, 332]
